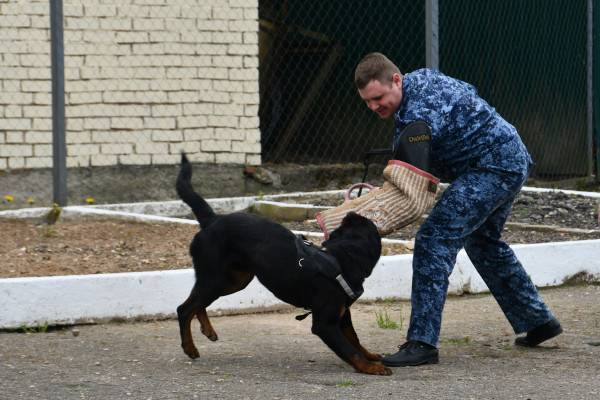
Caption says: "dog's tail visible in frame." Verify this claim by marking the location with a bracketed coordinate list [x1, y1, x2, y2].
[176, 153, 217, 229]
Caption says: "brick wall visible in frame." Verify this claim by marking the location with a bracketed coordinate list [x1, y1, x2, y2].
[0, 0, 261, 170]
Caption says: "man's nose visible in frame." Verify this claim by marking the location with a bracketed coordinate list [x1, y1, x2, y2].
[367, 101, 378, 111]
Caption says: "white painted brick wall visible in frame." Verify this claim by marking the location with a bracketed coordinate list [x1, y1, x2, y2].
[0, 0, 261, 170]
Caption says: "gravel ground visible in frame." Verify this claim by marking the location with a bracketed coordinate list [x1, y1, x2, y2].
[1, 285, 599, 400]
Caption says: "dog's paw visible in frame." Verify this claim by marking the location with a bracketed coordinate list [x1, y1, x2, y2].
[370, 364, 393, 376]
[357, 362, 393, 376]
[182, 344, 200, 359]
[374, 365, 393, 376]
[201, 327, 218, 342]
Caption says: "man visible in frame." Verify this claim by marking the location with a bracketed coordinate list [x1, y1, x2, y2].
[354, 52, 562, 367]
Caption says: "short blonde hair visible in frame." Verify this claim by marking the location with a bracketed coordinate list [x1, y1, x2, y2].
[354, 52, 400, 89]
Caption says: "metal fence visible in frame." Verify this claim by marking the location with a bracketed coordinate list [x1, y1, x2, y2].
[259, 0, 426, 164]
[260, 0, 596, 181]
[0, 0, 597, 208]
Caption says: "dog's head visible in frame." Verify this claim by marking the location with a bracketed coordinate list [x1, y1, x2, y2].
[322, 212, 382, 277]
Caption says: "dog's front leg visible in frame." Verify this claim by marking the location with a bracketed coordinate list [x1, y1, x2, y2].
[312, 307, 392, 376]
[341, 308, 383, 362]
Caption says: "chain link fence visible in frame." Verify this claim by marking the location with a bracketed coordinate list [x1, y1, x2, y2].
[440, 0, 590, 179]
[0, 0, 597, 208]
[259, 0, 425, 164]
[260, 0, 595, 180]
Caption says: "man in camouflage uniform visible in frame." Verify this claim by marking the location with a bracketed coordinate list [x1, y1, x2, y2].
[354, 53, 562, 367]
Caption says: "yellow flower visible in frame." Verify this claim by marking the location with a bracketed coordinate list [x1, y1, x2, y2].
[27, 197, 35, 205]
[3, 194, 14, 203]
[85, 197, 95, 205]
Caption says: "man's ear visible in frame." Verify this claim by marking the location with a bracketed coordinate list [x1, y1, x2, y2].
[392, 73, 402, 86]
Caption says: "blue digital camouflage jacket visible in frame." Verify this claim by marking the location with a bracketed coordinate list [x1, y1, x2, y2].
[394, 69, 533, 182]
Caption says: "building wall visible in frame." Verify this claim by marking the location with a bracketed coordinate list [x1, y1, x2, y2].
[0, 0, 260, 170]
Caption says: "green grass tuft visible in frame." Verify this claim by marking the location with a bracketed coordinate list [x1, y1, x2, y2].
[375, 309, 401, 330]
[336, 380, 356, 388]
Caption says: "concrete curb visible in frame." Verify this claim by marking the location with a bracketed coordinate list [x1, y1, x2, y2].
[2, 239, 600, 329]
[2, 186, 600, 329]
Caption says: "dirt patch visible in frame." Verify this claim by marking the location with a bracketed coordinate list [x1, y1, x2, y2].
[0, 218, 196, 278]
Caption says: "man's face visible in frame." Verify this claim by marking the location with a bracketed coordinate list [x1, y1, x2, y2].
[357, 73, 403, 119]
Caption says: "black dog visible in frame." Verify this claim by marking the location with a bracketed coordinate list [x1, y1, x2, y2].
[176, 154, 390, 375]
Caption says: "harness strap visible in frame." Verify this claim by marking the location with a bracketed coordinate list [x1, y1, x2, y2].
[335, 275, 360, 300]
[294, 235, 362, 301]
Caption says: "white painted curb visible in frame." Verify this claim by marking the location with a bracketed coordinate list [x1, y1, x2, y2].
[2, 239, 599, 329]
[2, 186, 599, 328]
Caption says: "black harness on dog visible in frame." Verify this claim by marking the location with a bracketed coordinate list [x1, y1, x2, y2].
[294, 236, 363, 317]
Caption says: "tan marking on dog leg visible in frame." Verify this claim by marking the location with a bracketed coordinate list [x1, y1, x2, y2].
[196, 309, 218, 341]
[349, 355, 392, 376]
[341, 308, 383, 361]
[181, 312, 200, 359]
[178, 292, 201, 359]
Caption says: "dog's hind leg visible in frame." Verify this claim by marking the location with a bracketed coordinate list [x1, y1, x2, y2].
[195, 269, 253, 341]
[177, 279, 226, 359]
[340, 308, 382, 361]
[195, 270, 253, 341]
[178, 269, 254, 359]
[196, 309, 218, 341]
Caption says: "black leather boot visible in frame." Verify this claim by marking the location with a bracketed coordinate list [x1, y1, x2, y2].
[515, 317, 563, 347]
[381, 340, 439, 367]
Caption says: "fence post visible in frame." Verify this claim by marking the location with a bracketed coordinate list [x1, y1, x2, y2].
[592, 0, 600, 182]
[587, 0, 595, 181]
[50, 0, 68, 205]
[425, 0, 439, 70]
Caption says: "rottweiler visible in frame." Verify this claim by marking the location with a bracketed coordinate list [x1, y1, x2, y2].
[175, 153, 390, 375]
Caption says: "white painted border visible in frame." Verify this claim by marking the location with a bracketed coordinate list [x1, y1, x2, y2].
[1, 186, 600, 328]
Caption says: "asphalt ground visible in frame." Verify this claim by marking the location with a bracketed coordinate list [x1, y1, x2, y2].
[1, 284, 599, 400]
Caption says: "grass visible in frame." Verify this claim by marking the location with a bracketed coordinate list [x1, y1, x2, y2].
[375, 308, 402, 330]
[17, 322, 49, 333]
[561, 271, 600, 287]
[336, 380, 356, 388]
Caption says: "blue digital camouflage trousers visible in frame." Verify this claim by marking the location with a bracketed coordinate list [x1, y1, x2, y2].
[407, 145, 555, 347]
